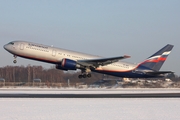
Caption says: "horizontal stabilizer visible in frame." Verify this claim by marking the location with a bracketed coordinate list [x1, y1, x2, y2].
[146, 71, 174, 75]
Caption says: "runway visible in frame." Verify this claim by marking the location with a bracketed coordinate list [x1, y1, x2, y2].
[0, 88, 180, 98]
[1, 93, 180, 98]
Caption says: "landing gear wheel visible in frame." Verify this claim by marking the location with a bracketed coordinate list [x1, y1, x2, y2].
[78, 75, 83, 79]
[13, 60, 17, 64]
[87, 74, 91, 78]
[78, 74, 91, 79]
[83, 74, 87, 78]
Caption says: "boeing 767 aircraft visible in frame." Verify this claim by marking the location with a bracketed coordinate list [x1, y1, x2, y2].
[4, 41, 174, 78]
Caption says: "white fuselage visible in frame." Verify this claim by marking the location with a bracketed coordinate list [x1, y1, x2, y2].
[4, 41, 173, 78]
[4, 41, 137, 73]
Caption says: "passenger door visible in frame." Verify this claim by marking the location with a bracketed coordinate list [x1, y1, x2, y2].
[52, 50, 56, 57]
[20, 44, 24, 50]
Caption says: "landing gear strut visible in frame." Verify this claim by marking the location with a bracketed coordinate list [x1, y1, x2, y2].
[13, 55, 17, 64]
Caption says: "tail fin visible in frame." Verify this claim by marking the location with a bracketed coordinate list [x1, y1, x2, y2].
[138, 44, 174, 71]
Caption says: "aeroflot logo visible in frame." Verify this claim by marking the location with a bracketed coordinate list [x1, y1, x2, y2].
[28, 43, 48, 49]
[147, 51, 171, 60]
[144, 51, 171, 63]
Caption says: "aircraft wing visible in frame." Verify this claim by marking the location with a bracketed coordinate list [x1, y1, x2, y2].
[77, 55, 130, 68]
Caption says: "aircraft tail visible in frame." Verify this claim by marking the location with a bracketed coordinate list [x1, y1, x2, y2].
[138, 44, 174, 71]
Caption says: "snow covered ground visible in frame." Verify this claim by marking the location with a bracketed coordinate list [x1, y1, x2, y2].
[0, 98, 180, 120]
[0, 88, 180, 120]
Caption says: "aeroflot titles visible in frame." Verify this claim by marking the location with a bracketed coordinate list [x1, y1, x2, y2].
[28, 43, 48, 49]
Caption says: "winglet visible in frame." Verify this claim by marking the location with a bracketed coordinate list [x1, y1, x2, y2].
[124, 55, 131, 58]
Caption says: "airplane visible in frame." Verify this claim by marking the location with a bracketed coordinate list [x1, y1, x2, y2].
[4, 41, 174, 79]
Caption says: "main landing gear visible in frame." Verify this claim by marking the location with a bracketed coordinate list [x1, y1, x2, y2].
[78, 68, 92, 79]
[13, 55, 17, 64]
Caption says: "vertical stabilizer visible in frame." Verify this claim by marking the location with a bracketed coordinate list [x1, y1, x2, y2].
[138, 44, 174, 71]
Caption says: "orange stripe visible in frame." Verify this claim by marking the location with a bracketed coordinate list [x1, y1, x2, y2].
[145, 57, 167, 63]
[158, 57, 166, 61]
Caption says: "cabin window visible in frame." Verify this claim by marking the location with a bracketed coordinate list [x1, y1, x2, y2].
[9, 42, 14, 45]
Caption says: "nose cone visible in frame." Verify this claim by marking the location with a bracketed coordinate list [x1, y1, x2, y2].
[3, 44, 8, 50]
[4, 42, 16, 53]
[4, 44, 10, 51]
[4, 44, 11, 52]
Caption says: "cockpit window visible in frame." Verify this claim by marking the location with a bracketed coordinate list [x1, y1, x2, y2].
[8, 42, 14, 45]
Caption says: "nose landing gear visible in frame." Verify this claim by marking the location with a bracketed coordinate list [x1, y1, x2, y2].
[13, 55, 17, 64]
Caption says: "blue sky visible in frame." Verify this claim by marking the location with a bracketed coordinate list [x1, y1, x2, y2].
[0, 0, 179, 75]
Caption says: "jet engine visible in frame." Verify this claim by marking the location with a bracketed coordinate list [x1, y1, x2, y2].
[61, 58, 81, 70]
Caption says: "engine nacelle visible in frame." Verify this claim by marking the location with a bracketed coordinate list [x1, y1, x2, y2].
[61, 58, 80, 70]
[56, 64, 68, 71]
